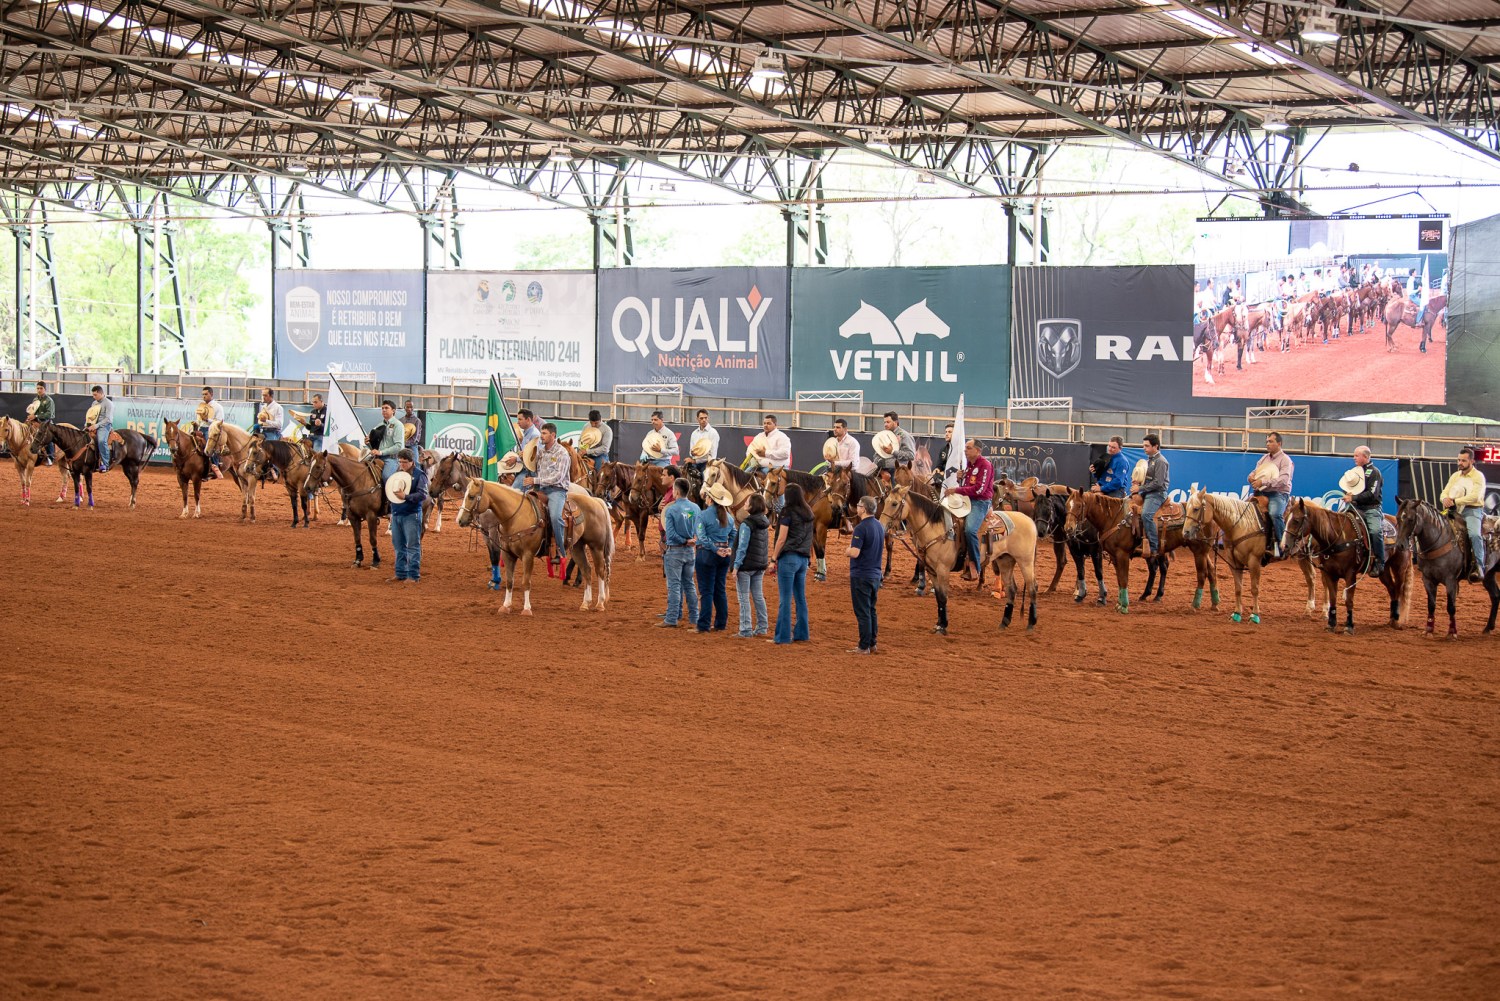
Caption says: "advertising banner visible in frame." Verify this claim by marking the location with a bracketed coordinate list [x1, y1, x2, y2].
[908, 434, 1091, 487]
[1010, 266, 1244, 414]
[427, 410, 590, 457]
[426, 271, 596, 390]
[1120, 446, 1398, 515]
[273, 270, 425, 383]
[1448, 214, 1500, 420]
[596, 267, 790, 397]
[791, 266, 1010, 406]
[112, 396, 256, 463]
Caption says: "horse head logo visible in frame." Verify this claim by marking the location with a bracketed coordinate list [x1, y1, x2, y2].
[839, 301, 903, 346]
[1036, 318, 1082, 380]
[893, 300, 949, 344]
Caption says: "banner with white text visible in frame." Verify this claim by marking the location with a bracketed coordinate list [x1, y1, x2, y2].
[426, 271, 596, 390]
[272, 270, 425, 383]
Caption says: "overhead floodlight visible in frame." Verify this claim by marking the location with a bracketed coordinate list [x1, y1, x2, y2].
[657, 180, 676, 193]
[1262, 109, 1289, 133]
[867, 129, 891, 149]
[547, 145, 572, 164]
[1299, 5, 1340, 44]
[74, 167, 96, 181]
[346, 81, 382, 107]
[52, 102, 80, 128]
[286, 159, 309, 175]
[749, 50, 786, 82]
[916, 172, 937, 186]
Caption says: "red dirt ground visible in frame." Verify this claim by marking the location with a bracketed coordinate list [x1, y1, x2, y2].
[3, 466, 1498, 1000]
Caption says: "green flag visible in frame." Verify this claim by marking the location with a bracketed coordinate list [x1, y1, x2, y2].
[483, 376, 519, 482]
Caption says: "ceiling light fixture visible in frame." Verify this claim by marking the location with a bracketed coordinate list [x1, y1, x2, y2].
[74, 167, 95, 181]
[657, 180, 676, 193]
[346, 81, 382, 107]
[286, 159, 309, 175]
[1262, 108, 1289, 133]
[916, 172, 937, 186]
[547, 145, 571, 164]
[1299, 3, 1340, 44]
[52, 102, 80, 128]
[750, 49, 786, 82]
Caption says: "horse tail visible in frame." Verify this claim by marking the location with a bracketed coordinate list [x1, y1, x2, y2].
[1399, 541, 1416, 628]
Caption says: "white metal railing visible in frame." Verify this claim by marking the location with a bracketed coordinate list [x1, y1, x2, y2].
[612, 383, 684, 423]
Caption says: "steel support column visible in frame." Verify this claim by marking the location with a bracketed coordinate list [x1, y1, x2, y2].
[3, 195, 68, 370]
[421, 186, 463, 272]
[123, 192, 190, 374]
[269, 195, 311, 271]
[591, 179, 634, 269]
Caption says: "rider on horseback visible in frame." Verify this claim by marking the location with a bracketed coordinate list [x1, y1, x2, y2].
[1132, 435, 1169, 558]
[29, 381, 55, 464]
[1092, 436, 1130, 498]
[376, 400, 404, 481]
[1442, 446, 1488, 583]
[1250, 433, 1294, 559]
[873, 412, 916, 486]
[1343, 446, 1385, 576]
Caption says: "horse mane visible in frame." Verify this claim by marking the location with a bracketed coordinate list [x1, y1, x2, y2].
[717, 462, 755, 488]
[902, 485, 943, 522]
[781, 468, 824, 492]
[848, 469, 874, 496]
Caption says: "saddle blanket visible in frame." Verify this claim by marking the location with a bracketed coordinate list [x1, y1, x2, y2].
[981, 511, 1016, 537]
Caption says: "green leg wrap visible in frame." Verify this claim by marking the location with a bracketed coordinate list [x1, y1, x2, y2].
[1250, 613, 1260, 624]
[1231, 612, 1242, 623]
[1192, 588, 1203, 610]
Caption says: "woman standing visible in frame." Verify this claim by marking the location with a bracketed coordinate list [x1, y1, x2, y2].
[694, 484, 735, 632]
[771, 483, 815, 644]
[733, 494, 771, 637]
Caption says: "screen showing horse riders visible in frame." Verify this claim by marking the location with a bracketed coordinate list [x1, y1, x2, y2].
[1192, 216, 1449, 405]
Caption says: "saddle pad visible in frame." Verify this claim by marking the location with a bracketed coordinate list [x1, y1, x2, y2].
[1156, 500, 1184, 521]
[981, 511, 1016, 536]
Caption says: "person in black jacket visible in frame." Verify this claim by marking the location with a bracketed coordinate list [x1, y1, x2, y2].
[733, 494, 771, 637]
[389, 449, 428, 583]
[1343, 445, 1385, 575]
[771, 484, 815, 644]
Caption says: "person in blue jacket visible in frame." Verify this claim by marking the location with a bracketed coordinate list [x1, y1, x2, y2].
[1093, 436, 1131, 498]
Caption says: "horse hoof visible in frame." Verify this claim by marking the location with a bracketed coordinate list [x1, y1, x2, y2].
[1230, 613, 1242, 623]
[1344, 626, 1355, 635]
[521, 609, 533, 617]
[1074, 593, 1085, 604]
[1250, 614, 1260, 625]
[932, 626, 946, 635]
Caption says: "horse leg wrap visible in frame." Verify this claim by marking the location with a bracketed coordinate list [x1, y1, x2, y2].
[1231, 612, 1242, 623]
[1192, 588, 1203, 610]
[1250, 613, 1261, 625]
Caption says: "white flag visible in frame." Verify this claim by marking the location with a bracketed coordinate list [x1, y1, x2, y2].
[325, 375, 365, 449]
[944, 393, 967, 490]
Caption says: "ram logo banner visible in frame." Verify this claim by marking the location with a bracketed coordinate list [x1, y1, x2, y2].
[1036, 318, 1083, 379]
[596, 268, 790, 397]
[791, 266, 1009, 406]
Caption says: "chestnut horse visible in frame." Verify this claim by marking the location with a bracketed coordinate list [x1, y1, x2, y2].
[1180, 490, 1315, 624]
[600, 462, 651, 560]
[562, 484, 614, 611]
[304, 451, 386, 568]
[1064, 490, 1217, 614]
[163, 419, 211, 518]
[1281, 499, 1412, 634]
[206, 421, 259, 522]
[456, 479, 547, 615]
[998, 477, 1107, 605]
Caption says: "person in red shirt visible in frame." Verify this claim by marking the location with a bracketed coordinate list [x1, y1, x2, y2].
[943, 440, 994, 582]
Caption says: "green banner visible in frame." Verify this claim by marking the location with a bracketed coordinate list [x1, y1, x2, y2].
[114, 397, 255, 462]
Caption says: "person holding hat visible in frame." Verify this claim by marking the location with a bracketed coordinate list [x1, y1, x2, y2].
[1132, 434, 1170, 558]
[944, 440, 994, 581]
[525, 422, 572, 575]
[694, 481, 735, 632]
[402, 400, 423, 450]
[78, 385, 114, 473]
[1093, 436, 1130, 498]
[29, 381, 55, 464]
[687, 409, 720, 474]
[873, 412, 916, 484]
[582, 410, 612, 472]
[1248, 432, 1294, 558]
[516, 408, 540, 457]
[657, 478, 699, 628]
[733, 494, 771, 638]
[747, 415, 791, 473]
[388, 448, 428, 583]
[495, 449, 524, 484]
[830, 418, 859, 469]
[376, 400, 404, 481]
[257, 388, 284, 442]
[846, 495, 884, 655]
[640, 410, 679, 467]
[197, 387, 226, 479]
[1442, 446, 1487, 583]
[1341, 446, 1385, 575]
[305, 393, 327, 452]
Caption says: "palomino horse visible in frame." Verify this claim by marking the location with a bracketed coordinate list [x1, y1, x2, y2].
[562, 484, 614, 611]
[3, 416, 60, 505]
[879, 484, 966, 635]
[304, 451, 386, 568]
[1180, 489, 1313, 624]
[29, 422, 100, 509]
[998, 477, 1108, 605]
[702, 459, 762, 519]
[977, 509, 1041, 630]
[1395, 498, 1470, 638]
[248, 437, 314, 528]
[456, 479, 547, 614]
[206, 421, 259, 522]
[1281, 499, 1412, 634]
[1064, 490, 1218, 614]
[163, 419, 211, 518]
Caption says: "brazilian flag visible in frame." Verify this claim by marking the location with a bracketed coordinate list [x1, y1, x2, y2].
[483, 376, 520, 482]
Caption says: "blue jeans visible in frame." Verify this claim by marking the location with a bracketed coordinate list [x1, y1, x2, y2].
[382, 456, 399, 480]
[695, 549, 731, 631]
[1263, 491, 1289, 550]
[645, 457, 671, 467]
[310, 435, 325, 453]
[736, 569, 767, 635]
[774, 552, 810, 643]
[1460, 506, 1486, 572]
[1142, 492, 1165, 554]
[541, 486, 568, 560]
[262, 429, 281, 442]
[850, 576, 879, 650]
[95, 423, 112, 470]
[1358, 507, 1385, 569]
[663, 546, 698, 625]
[965, 498, 992, 570]
[392, 511, 422, 580]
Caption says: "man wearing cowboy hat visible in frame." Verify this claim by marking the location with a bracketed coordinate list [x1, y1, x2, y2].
[524, 422, 572, 574]
[747, 415, 791, 473]
[1341, 446, 1385, 576]
[639, 410, 679, 467]
[376, 400, 405, 482]
[29, 381, 55, 465]
[687, 408, 719, 473]
[873, 411, 916, 484]
[943, 440, 994, 581]
[78, 385, 114, 473]
[582, 409, 612, 471]
[197, 387, 226, 479]
[1249, 432, 1294, 558]
[829, 418, 859, 469]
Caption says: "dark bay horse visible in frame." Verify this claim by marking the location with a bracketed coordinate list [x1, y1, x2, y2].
[423, 450, 482, 533]
[105, 428, 156, 510]
[1395, 498, 1468, 638]
[1282, 500, 1412, 634]
[30, 422, 100, 509]
[1065, 490, 1217, 614]
[600, 462, 652, 560]
[304, 451, 386, 568]
[164, 419, 210, 519]
[248, 437, 313, 528]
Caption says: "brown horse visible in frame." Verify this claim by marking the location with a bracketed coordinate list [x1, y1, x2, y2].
[304, 451, 386, 568]
[765, 468, 835, 578]
[1064, 490, 1218, 614]
[597, 462, 650, 559]
[456, 479, 547, 615]
[1180, 490, 1314, 624]
[163, 419, 211, 519]
[977, 509, 1040, 630]
[628, 461, 678, 554]
[1281, 499, 1412, 634]
[248, 436, 314, 528]
[562, 484, 614, 611]
[1395, 498, 1470, 639]
[879, 484, 965, 635]
[425, 451, 483, 533]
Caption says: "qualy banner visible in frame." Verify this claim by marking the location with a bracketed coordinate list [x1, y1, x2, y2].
[1010, 265, 1247, 414]
[426, 271, 596, 390]
[1120, 446, 1399, 515]
[273, 270, 425, 383]
[595, 267, 790, 398]
[791, 266, 1010, 406]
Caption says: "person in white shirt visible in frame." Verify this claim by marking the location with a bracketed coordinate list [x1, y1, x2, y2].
[639, 410, 679, 467]
[831, 418, 860, 469]
[748, 414, 791, 472]
[686, 408, 719, 474]
[258, 388, 284, 441]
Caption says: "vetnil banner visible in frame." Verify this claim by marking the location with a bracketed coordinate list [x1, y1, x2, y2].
[790, 266, 1011, 406]
[273, 270, 425, 383]
[595, 267, 790, 397]
[426, 271, 596, 390]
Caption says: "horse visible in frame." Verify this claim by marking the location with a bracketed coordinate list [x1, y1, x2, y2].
[1064, 490, 1217, 614]
[456, 479, 548, 615]
[628, 461, 678, 553]
[1281, 499, 1412, 634]
[207, 421, 260, 522]
[815, 468, 883, 582]
[248, 436, 314, 528]
[766, 468, 834, 578]
[598, 462, 650, 560]
[977, 509, 1040, 630]
[1180, 489, 1314, 624]
[562, 484, 614, 611]
[880, 484, 970, 634]
[1394, 498, 1471, 639]
[100, 428, 156, 510]
[163, 419, 211, 519]
[703, 460, 763, 521]
[425, 451, 482, 534]
[2, 416, 58, 506]
[1383, 296, 1446, 353]
[304, 451, 386, 568]
[998, 477, 1108, 605]
[1481, 517, 1500, 634]
[29, 422, 99, 509]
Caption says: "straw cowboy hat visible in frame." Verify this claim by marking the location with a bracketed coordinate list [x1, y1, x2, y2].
[384, 470, 412, 505]
[941, 492, 972, 518]
[25, 400, 38, 416]
[403, 422, 417, 443]
[1131, 458, 1148, 488]
[522, 437, 540, 472]
[690, 437, 713, 459]
[289, 408, 312, 427]
[578, 426, 602, 451]
[747, 432, 769, 457]
[194, 401, 215, 424]
[1339, 466, 1366, 495]
[703, 481, 735, 508]
[496, 450, 523, 475]
[1249, 459, 1279, 490]
[85, 403, 102, 426]
[643, 429, 669, 458]
[872, 429, 899, 459]
[821, 437, 839, 463]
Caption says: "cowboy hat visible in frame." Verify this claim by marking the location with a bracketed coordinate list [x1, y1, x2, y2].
[690, 437, 713, 459]
[703, 481, 735, 508]
[384, 470, 412, 505]
[496, 450, 523, 475]
[747, 432, 769, 457]
[821, 438, 839, 463]
[257, 408, 271, 424]
[873, 429, 899, 458]
[1339, 466, 1366, 495]
[289, 408, 312, 426]
[85, 403, 102, 426]
[403, 422, 417, 443]
[941, 493, 972, 518]
[578, 426, 602, 451]
[522, 438, 540, 472]
[1131, 458, 1148, 487]
[643, 430, 668, 458]
[25, 400, 39, 416]
[1249, 459, 1279, 489]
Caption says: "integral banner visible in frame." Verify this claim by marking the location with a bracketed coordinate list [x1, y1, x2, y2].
[273, 270, 425, 383]
[425, 271, 596, 390]
[1120, 446, 1398, 515]
[595, 267, 790, 398]
[791, 266, 1010, 406]
[426, 411, 589, 457]
[1010, 266, 1245, 414]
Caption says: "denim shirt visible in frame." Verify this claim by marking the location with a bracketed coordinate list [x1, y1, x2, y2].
[695, 510, 732, 551]
[663, 498, 697, 546]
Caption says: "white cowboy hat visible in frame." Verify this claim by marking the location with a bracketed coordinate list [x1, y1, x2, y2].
[821, 438, 839, 463]
[643, 430, 668, 458]
[384, 470, 412, 504]
[1249, 459, 1279, 489]
[690, 437, 712, 459]
[25, 400, 39, 416]
[703, 481, 735, 508]
[941, 493, 972, 518]
[747, 432, 769, 457]
[1339, 466, 1366, 495]
[85, 403, 102, 425]
[496, 450, 523, 475]
[578, 426, 602, 451]
[873, 429, 899, 458]
[522, 438, 540, 472]
[257, 408, 270, 424]
[1130, 458, 1148, 487]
